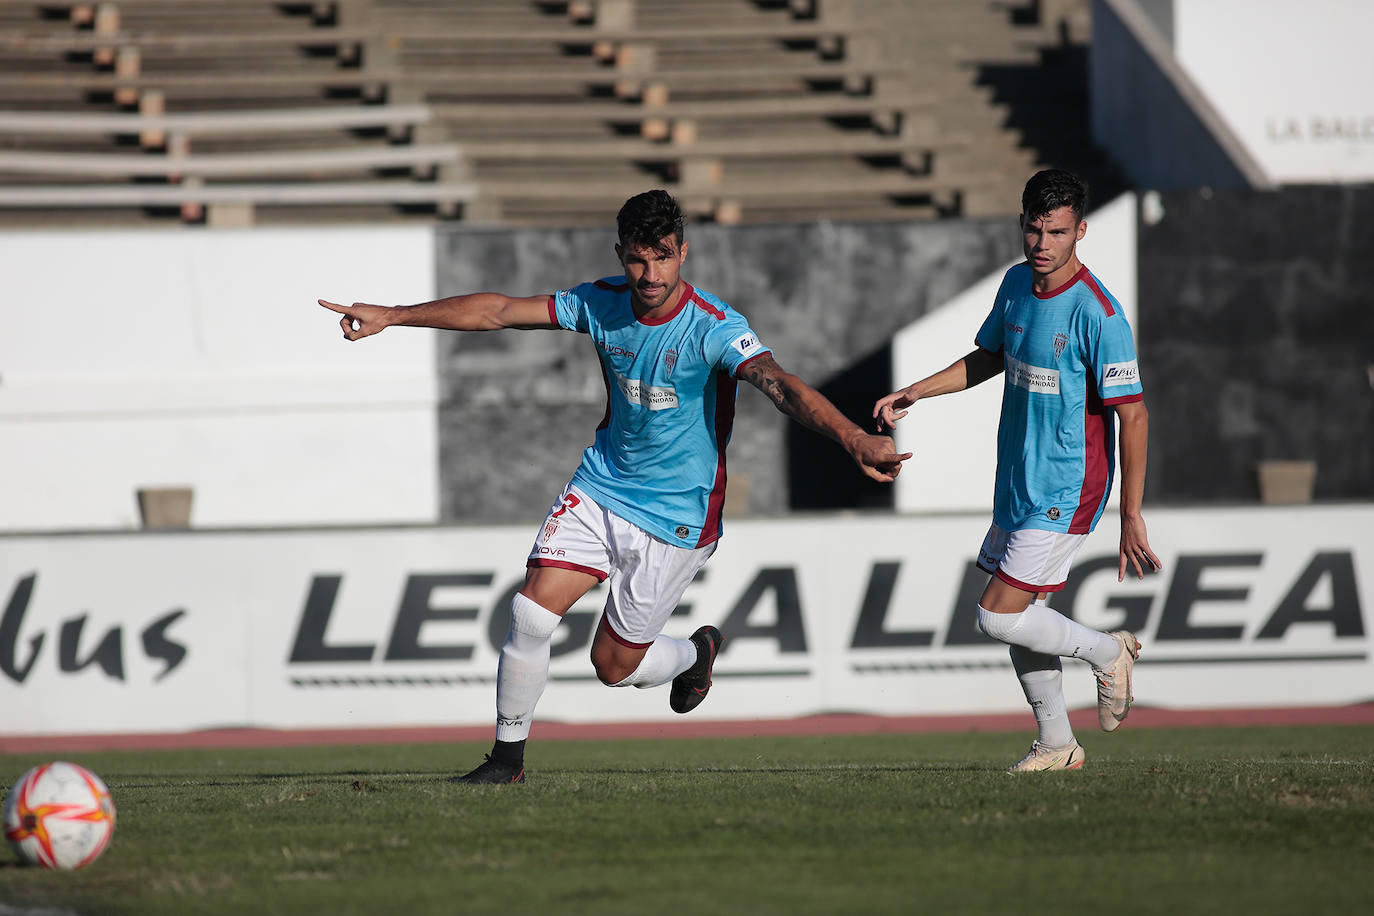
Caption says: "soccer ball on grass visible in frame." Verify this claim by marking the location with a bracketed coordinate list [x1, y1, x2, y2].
[3, 761, 116, 870]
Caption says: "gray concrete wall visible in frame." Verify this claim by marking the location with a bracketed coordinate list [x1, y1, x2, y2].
[1138, 185, 1374, 502]
[433, 217, 1022, 525]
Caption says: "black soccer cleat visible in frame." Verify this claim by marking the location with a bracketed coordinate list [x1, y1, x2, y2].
[670, 626, 724, 714]
[450, 754, 525, 785]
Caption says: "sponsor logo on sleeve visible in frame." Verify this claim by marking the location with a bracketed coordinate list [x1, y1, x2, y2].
[1102, 360, 1140, 388]
[731, 333, 762, 358]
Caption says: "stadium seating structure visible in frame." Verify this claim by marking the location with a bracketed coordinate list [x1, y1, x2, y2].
[0, 0, 1093, 227]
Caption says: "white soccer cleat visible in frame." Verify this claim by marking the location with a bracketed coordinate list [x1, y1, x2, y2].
[1093, 630, 1141, 732]
[1008, 740, 1086, 773]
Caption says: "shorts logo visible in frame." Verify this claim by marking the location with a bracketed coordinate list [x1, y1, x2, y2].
[1047, 507, 1061, 521]
[1053, 332, 1068, 361]
[546, 492, 579, 539]
[1102, 360, 1139, 388]
[663, 348, 678, 379]
[675, 526, 690, 539]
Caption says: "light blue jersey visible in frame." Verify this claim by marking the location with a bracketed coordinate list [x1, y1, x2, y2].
[975, 263, 1144, 535]
[549, 277, 771, 548]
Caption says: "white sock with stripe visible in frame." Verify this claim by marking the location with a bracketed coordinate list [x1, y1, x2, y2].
[494, 593, 563, 743]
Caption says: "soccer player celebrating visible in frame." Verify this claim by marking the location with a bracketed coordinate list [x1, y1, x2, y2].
[874, 169, 1162, 772]
[321, 190, 910, 783]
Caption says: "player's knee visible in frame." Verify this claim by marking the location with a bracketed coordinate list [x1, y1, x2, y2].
[590, 644, 637, 686]
[977, 604, 1022, 644]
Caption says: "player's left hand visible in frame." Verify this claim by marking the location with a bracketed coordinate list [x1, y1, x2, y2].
[1118, 513, 1162, 581]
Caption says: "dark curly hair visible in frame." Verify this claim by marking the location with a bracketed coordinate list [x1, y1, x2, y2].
[616, 189, 686, 251]
[1021, 169, 1088, 223]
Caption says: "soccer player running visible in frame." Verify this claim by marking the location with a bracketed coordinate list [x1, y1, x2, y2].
[321, 190, 911, 784]
[874, 169, 1162, 772]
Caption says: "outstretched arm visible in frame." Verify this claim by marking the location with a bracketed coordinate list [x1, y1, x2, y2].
[872, 347, 1004, 432]
[1113, 398, 1161, 582]
[737, 353, 912, 483]
[318, 293, 557, 341]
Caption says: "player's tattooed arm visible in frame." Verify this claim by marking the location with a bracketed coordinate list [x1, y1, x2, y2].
[738, 353, 911, 482]
[738, 353, 814, 421]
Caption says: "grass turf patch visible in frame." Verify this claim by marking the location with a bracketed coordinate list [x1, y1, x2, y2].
[2, 725, 1372, 915]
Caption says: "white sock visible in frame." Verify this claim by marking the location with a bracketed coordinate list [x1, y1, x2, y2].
[977, 602, 1118, 667]
[611, 634, 696, 688]
[1009, 644, 1074, 747]
[494, 593, 562, 743]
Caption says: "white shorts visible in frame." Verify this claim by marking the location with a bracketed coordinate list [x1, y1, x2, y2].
[528, 485, 717, 647]
[976, 523, 1088, 593]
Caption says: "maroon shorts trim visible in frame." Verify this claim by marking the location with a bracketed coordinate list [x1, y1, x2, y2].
[994, 567, 1068, 593]
[526, 558, 609, 582]
[599, 613, 653, 650]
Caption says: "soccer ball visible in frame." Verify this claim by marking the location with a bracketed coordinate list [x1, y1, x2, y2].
[3, 762, 116, 870]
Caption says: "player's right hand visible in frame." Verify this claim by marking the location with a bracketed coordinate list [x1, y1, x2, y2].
[851, 433, 912, 483]
[318, 299, 393, 341]
[872, 387, 918, 432]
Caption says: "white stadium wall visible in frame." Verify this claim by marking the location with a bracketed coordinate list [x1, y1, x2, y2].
[0, 226, 440, 531]
[1, 504, 1370, 737]
[1094, 0, 1374, 188]
[1171, 0, 1374, 184]
[890, 192, 1138, 514]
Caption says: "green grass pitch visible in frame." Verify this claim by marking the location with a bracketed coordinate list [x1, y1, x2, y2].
[2, 725, 1372, 915]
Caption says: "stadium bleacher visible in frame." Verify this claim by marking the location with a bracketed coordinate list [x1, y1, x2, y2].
[0, 0, 1094, 227]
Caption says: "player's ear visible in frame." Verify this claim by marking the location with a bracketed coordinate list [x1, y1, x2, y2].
[614, 243, 624, 264]
[1077, 220, 1087, 241]
[679, 238, 688, 262]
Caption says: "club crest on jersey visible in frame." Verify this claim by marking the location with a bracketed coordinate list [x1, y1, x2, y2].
[663, 348, 679, 378]
[1053, 332, 1068, 361]
[1047, 507, 1061, 521]
[543, 518, 559, 542]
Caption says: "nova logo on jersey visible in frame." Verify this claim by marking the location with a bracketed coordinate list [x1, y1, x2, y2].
[599, 342, 636, 360]
[731, 333, 761, 357]
[1102, 361, 1139, 388]
[1004, 355, 1059, 394]
[615, 372, 679, 410]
